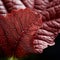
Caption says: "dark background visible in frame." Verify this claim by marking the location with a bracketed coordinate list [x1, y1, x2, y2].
[0, 34, 60, 60]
